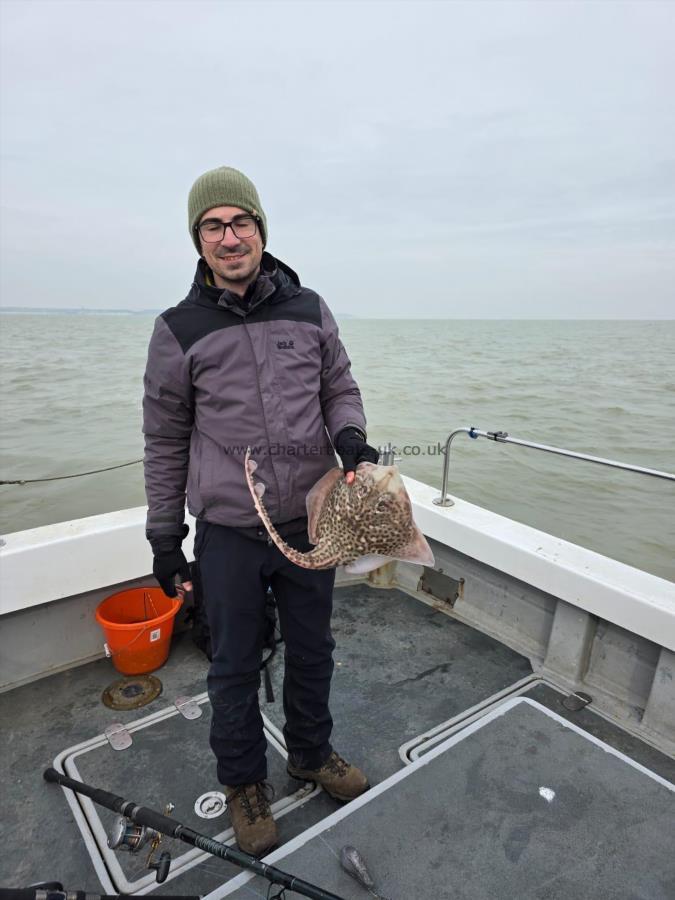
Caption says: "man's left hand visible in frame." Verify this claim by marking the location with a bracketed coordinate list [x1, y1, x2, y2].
[334, 427, 379, 484]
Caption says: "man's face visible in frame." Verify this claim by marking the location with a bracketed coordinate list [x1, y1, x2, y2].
[197, 205, 264, 291]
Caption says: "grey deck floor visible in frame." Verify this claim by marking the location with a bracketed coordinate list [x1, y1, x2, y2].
[227, 700, 675, 900]
[1, 583, 673, 897]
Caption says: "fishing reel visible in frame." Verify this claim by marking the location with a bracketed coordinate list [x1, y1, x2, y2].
[107, 810, 172, 883]
[108, 814, 159, 852]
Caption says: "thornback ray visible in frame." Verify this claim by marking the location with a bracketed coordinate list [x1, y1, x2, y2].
[244, 448, 435, 573]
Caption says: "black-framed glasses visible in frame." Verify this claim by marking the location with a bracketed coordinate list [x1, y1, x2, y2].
[196, 215, 259, 243]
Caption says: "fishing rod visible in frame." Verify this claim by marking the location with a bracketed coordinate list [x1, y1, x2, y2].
[43, 768, 344, 900]
[0, 888, 197, 900]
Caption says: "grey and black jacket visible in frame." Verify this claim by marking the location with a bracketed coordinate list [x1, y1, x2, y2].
[142, 252, 366, 548]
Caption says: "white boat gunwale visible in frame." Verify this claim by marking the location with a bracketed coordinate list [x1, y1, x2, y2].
[2, 475, 673, 652]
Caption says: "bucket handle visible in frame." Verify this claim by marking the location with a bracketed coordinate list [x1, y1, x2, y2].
[105, 591, 181, 660]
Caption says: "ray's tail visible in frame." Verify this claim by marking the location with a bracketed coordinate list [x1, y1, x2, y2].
[244, 449, 338, 570]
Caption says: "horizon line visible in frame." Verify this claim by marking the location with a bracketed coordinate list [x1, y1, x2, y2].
[0, 307, 673, 322]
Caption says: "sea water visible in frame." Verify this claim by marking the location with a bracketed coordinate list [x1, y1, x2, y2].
[1, 314, 673, 581]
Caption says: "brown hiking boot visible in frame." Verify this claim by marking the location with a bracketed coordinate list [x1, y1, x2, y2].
[224, 781, 278, 857]
[287, 750, 370, 802]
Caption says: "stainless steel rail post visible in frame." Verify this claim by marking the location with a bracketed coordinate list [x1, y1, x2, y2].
[379, 443, 395, 465]
[433, 427, 675, 507]
[378, 443, 401, 466]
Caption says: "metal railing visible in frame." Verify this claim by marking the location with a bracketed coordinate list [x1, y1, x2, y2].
[433, 427, 675, 507]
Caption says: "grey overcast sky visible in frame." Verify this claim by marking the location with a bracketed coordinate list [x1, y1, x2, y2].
[1, 0, 673, 318]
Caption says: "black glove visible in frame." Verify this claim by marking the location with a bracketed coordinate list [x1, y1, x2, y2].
[334, 426, 379, 478]
[152, 548, 192, 598]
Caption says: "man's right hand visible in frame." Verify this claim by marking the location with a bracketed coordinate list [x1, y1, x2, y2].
[334, 426, 379, 485]
[152, 548, 193, 598]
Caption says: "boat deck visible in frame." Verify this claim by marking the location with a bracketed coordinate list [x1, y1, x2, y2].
[2, 582, 674, 897]
[227, 698, 675, 900]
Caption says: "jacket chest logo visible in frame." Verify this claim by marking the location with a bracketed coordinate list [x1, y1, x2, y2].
[276, 339, 295, 349]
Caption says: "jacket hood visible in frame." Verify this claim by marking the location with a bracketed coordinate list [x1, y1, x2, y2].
[191, 252, 301, 314]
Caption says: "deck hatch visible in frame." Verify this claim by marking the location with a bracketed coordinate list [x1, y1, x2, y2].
[53, 693, 319, 894]
[215, 698, 675, 900]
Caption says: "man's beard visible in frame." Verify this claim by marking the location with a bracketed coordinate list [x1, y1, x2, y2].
[215, 251, 252, 281]
[211, 251, 261, 288]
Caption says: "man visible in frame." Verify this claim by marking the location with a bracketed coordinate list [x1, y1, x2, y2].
[142, 166, 379, 857]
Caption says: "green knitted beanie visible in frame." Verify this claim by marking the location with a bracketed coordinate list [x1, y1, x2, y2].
[188, 166, 268, 253]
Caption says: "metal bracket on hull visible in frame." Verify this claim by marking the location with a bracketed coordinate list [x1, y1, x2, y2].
[418, 567, 464, 607]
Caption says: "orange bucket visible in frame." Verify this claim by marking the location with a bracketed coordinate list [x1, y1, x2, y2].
[95, 587, 182, 675]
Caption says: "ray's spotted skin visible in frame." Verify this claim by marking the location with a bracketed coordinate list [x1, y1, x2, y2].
[244, 448, 435, 573]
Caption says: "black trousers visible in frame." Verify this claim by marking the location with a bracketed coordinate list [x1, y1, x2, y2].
[194, 520, 336, 786]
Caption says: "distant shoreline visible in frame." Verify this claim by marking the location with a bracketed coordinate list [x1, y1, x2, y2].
[0, 306, 357, 318]
[0, 307, 162, 315]
[0, 308, 672, 321]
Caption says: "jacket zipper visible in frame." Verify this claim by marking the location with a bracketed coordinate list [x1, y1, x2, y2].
[242, 317, 284, 522]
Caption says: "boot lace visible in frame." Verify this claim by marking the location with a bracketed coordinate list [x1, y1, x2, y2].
[323, 751, 350, 777]
[228, 781, 275, 824]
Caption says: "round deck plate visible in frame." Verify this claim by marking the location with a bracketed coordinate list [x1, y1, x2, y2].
[194, 791, 228, 819]
[101, 674, 163, 710]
